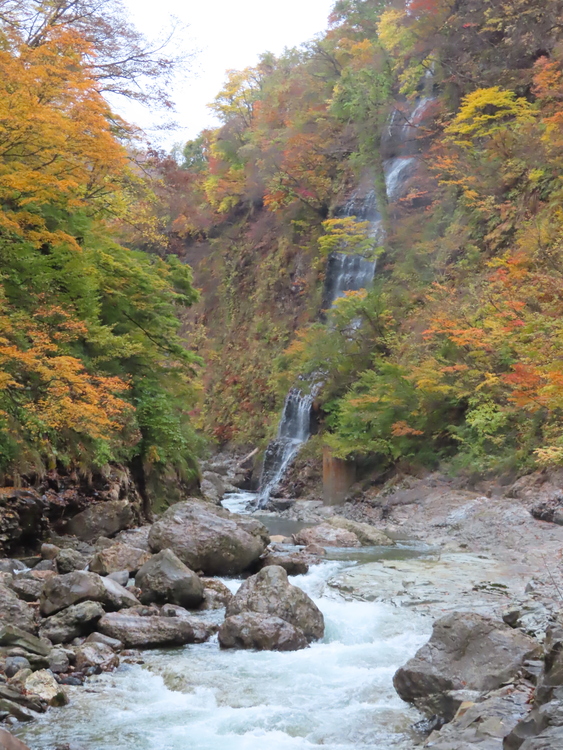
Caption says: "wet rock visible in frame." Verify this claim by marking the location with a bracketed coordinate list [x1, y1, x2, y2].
[0, 625, 51, 656]
[258, 550, 310, 576]
[90, 543, 151, 576]
[24, 669, 68, 707]
[66, 500, 134, 542]
[0, 585, 37, 633]
[226, 565, 324, 642]
[219, 613, 309, 651]
[0, 728, 32, 750]
[325, 516, 395, 546]
[424, 684, 533, 749]
[135, 549, 204, 609]
[40, 601, 105, 644]
[393, 612, 541, 719]
[74, 642, 119, 672]
[148, 501, 269, 576]
[293, 524, 361, 548]
[97, 612, 203, 648]
[4, 657, 30, 679]
[40, 571, 107, 616]
[55, 548, 88, 574]
[199, 578, 233, 610]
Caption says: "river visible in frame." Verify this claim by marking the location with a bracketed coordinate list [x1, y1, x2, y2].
[18, 492, 432, 750]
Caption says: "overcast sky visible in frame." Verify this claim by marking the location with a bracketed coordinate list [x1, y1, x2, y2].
[120, 0, 336, 150]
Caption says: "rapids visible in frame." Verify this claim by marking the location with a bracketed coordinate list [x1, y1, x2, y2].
[18, 493, 431, 750]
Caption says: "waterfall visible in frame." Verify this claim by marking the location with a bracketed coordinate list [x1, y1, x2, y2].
[257, 95, 432, 506]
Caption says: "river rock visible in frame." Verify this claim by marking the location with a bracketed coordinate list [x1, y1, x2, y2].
[0, 625, 51, 656]
[159, 604, 218, 641]
[219, 613, 309, 651]
[100, 576, 140, 610]
[40, 571, 107, 615]
[393, 612, 541, 718]
[48, 648, 70, 674]
[326, 517, 395, 546]
[226, 565, 324, 642]
[24, 670, 68, 707]
[199, 578, 233, 610]
[135, 549, 204, 609]
[40, 543, 60, 560]
[0, 560, 26, 575]
[293, 524, 361, 548]
[4, 656, 30, 678]
[55, 548, 88, 574]
[10, 571, 51, 602]
[258, 550, 310, 576]
[90, 543, 151, 576]
[40, 601, 105, 644]
[74, 642, 119, 672]
[107, 570, 129, 586]
[85, 632, 123, 650]
[0, 728, 32, 750]
[148, 501, 269, 575]
[97, 612, 203, 648]
[65, 500, 134, 542]
[0, 585, 37, 633]
[114, 526, 152, 552]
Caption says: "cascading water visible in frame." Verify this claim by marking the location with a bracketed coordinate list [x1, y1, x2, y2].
[257, 94, 433, 506]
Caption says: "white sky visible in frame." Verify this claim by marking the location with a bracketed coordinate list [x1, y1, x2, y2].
[120, 0, 336, 150]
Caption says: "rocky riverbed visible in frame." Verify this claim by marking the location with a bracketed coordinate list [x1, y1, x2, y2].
[1, 460, 563, 749]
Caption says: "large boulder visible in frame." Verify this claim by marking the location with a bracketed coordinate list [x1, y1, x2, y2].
[393, 612, 541, 718]
[90, 543, 151, 576]
[40, 571, 138, 616]
[135, 549, 204, 609]
[219, 613, 309, 651]
[40, 571, 107, 615]
[40, 601, 105, 644]
[326, 516, 395, 546]
[65, 500, 134, 542]
[226, 565, 324, 642]
[148, 501, 269, 575]
[258, 549, 311, 576]
[97, 612, 206, 648]
[293, 524, 361, 548]
[0, 584, 37, 633]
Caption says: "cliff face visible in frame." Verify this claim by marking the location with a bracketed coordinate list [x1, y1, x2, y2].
[165, 0, 563, 479]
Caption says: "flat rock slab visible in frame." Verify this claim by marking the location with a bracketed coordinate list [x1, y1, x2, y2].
[328, 553, 528, 615]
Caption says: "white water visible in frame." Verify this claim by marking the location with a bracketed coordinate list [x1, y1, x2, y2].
[19, 557, 430, 750]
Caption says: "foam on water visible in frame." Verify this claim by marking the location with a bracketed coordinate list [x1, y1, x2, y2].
[19, 560, 430, 750]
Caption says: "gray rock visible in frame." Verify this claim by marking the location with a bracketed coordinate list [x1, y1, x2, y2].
[40, 571, 107, 615]
[10, 575, 44, 602]
[520, 728, 563, 749]
[97, 612, 204, 648]
[90, 543, 151, 576]
[48, 648, 70, 674]
[56, 548, 88, 574]
[0, 625, 51, 656]
[326, 517, 395, 546]
[226, 565, 324, 642]
[33, 559, 56, 572]
[393, 612, 541, 718]
[107, 570, 129, 586]
[40, 601, 105, 644]
[219, 613, 309, 651]
[259, 551, 310, 576]
[159, 604, 218, 642]
[148, 501, 269, 576]
[4, 656, 30, 678]
[100, 576, 140, 610]
[0, 560, 26, 574]
[135, 549, 204, 609]
[0, 585, 36, 633]
[85, 632, 122, 650]
[66, 500, 134, 542]
[114, 526, 151, 552]
[74, 642, 119, 672]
